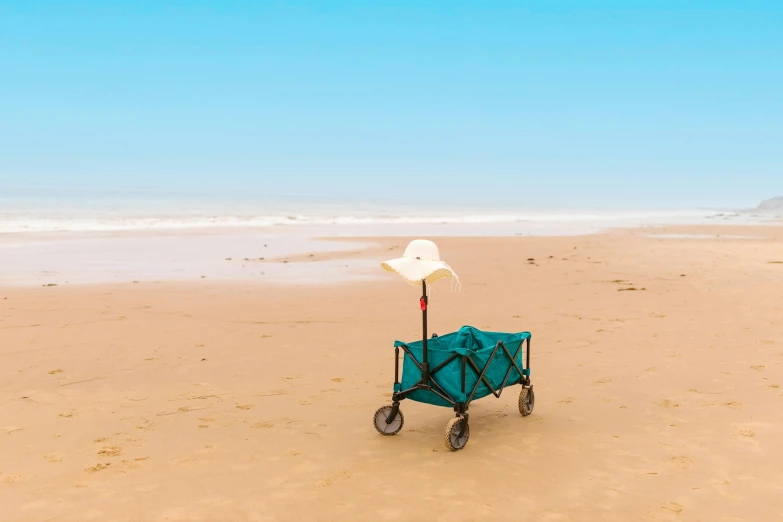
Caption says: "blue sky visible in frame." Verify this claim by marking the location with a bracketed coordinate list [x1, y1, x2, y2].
[1, 1, 781, 208]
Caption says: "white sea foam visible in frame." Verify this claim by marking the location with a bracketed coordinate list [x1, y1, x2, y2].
[0, 209, 743, 233]
[2, 187, 763, 234]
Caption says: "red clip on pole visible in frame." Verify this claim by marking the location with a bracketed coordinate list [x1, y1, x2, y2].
[420, 297, 426, 311]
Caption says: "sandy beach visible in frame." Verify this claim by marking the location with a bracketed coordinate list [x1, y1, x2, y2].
[2, 225, 783, 521]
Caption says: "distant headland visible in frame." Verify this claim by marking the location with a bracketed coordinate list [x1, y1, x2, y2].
[757, 197, 783, 211]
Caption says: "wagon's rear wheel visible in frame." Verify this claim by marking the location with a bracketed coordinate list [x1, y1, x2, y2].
[444, 417, 470, 451]
[518, 385, 535, 416]
[373, 405, 404, 435]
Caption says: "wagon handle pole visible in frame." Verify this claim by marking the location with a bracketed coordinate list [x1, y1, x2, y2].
[421, 279, 429, 382]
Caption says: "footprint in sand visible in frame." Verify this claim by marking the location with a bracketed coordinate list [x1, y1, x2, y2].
[251, 422, 274, 429]
[299, 395, 323, 406]
[724, 402, 742, 411]
[750, 365, 765, 371]
[44, 453, 63, 464]
[48, 369, 64, 375]
[120, 457, 149, 471]
[558, 397, 573, 404]
[126, 435, 146, 448]
[661, 502, 684, 514]
[669, 456, 693, 470]
[253, 390, 288, 397]
[97, 445, 123, 457]
[315, 470, 353, 487]
[236, 405, 253, 410]
[659, 399, 679, 408]
[331, 378, 345, 383]
[2, 474, 24, 484]
[739, 429, 756, 438]
[85, 463, 111, 473]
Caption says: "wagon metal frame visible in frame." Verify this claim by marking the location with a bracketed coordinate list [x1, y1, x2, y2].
[374, 280, 535, 450]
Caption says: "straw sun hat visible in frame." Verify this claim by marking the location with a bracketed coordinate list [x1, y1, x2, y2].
[381, 239, 459, 288]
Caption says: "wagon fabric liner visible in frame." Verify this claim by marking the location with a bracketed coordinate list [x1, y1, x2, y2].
[395, 326, 531, 407]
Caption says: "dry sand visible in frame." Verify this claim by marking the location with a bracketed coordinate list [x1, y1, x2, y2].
[2, 225, 783, 521]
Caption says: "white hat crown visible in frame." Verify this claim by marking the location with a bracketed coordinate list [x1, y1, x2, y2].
[402, 240, 441, 262]
[381, 239, 458, 288]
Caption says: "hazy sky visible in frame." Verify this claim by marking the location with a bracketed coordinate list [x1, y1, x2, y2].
[1, 1, 781, 208]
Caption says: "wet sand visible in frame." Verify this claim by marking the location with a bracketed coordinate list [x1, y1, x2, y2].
[2, 225, 783, 521]
[0, 229, 375, 286]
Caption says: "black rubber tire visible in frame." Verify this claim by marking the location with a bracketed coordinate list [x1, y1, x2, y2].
[519, 385, 535, 416]
[373, 405, 404, 436]
[444, 417, 470, 451]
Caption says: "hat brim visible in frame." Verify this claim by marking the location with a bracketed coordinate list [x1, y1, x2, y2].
[381, 257, 458, 286]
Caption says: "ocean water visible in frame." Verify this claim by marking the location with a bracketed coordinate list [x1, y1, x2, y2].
[0, 187, 757, 235]
[0, 188, 774, 285]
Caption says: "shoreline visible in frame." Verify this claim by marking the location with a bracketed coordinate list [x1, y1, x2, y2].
[1, 203, 780, 236]
[1, 223, 781, 288]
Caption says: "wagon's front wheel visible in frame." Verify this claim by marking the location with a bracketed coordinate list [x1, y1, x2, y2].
[444, 417, 470, 451]
[373, 405, 404, 436]
[519, 385, 535, 416]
